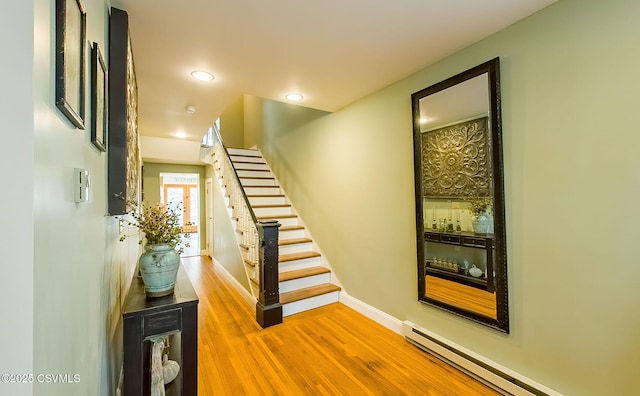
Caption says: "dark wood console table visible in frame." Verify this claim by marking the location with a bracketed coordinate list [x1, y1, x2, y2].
[122, 265, 199, 395]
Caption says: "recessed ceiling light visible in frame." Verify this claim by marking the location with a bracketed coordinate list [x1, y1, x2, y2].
[174, 131, 187, 138]
[420, 117, 430, 124]
[185, 105, 197, 114]
[191, 70, 214, 81]
[285, 93, 303, 102]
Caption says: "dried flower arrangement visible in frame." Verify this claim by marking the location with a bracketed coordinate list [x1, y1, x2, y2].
[468, 197, 493, 216]
[119, 201, 188, 253]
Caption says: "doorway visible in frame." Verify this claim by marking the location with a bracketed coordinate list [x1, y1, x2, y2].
[160, 173, 200, 257]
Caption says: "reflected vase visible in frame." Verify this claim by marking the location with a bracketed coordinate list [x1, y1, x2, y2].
[472, 213, 490, 234]
[139, 244, 180, 298]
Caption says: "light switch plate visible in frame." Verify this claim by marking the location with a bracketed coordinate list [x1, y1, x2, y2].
[74, 168, 90, 203]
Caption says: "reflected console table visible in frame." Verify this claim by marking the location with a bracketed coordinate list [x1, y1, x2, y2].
[122, 265, 199, 395]
[424, 231, 495, 292]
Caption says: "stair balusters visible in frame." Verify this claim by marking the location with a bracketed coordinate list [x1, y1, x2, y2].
[209, 128, 282, 328]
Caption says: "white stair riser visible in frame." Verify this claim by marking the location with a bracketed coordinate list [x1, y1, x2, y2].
[228, 148, 260, 156]
[232, 162, 268, 171]
[248, 196, 286, 206]
[227, 148, 257, 155]
[240, 178, 276, 186]
[230, 155, 263, 164]
[278, 256, 321, 272]
[279, 228, 305, 239]
[282, 291, 340, 317]
[244, 186, 281, 195]
[253, 206, 292, 217]
[277, 217, 301, 227]
[279, 273, 331, 293]
[236, 170, 272, 178]
[279, 242, 313, 255]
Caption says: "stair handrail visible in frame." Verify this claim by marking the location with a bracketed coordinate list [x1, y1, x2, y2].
[210, 125, 258, 224]
[208, 124, 283, 328]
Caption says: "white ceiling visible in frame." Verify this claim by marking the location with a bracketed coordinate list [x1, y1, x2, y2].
[110, 0, 557, 143]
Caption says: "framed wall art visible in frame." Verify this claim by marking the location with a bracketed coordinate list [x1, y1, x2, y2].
[90, 42, 107, 152]
[108, 8, 141, 215]
[55, 0, 87, 129]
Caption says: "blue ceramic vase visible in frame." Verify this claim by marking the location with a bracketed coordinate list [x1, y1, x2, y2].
[139, 244, 180, 297]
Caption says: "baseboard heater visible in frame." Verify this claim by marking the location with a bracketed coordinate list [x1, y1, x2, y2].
[402, 321, 562, 396]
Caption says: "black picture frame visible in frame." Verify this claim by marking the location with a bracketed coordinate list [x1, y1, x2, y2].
[108, 8, 141, 215]
[55, 0, 87, 129]
[90, 42, 107, 152]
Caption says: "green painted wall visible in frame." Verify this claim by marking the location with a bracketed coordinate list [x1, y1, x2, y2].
[244, 94, 330, 150]
[211, 173, 250, 290]
[28, 0, 138, 395]
[143, 163, 207, 250]
[220, 95, 245, 148]
[241, 1, 640, 394]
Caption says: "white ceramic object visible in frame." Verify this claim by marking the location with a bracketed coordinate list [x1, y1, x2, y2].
[469, 265, 483, 278]
[162, 354, 180, 385]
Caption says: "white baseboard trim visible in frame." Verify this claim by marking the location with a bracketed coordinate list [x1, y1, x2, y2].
[338, 292, 403, 335]
[402, 321, 563, 396]
[211, 257, 257, 312]
[200, 249, 208, 256]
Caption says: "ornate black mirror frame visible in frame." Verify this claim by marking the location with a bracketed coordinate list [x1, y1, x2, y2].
[412, 58, 509, 333]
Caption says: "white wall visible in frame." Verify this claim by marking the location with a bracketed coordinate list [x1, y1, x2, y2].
[0, 2, 35, 396]
[140, 135, 203, 164]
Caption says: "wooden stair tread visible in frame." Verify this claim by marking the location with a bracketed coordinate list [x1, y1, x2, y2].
[257, 214, 298, 219]
[279, 238, 312, 246]
[280, 283, 341, 304]
[239, 176, 275, 180]
[279, 251, 321, 262]
[279, 266, 330, 282]
[235, 168, 270, 172]
[252, 204, 291, 208]
[247, 194, 285, 198]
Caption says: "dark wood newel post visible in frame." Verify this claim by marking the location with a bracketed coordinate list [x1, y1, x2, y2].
[256, 220, 282, 328]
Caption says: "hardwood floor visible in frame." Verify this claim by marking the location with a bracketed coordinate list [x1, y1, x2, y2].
[426, 275, 497, 319]
[181, 256, 499, 395]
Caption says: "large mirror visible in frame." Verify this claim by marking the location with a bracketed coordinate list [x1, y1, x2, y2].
[412, 58, 509, 333]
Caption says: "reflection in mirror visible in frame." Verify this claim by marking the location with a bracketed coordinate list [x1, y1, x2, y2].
[412, 58, 509, 332]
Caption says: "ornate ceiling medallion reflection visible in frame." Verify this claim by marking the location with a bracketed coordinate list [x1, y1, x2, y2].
[421, 117, 491, 198]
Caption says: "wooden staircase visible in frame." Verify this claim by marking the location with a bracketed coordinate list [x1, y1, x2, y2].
[227, 147, 341, 316]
